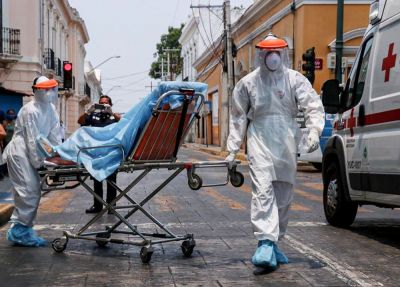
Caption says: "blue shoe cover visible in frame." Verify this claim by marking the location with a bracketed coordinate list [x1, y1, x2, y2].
[7, 223, 47, 247]
[273, 243, 289, 264]
[251, 240, 277, 269]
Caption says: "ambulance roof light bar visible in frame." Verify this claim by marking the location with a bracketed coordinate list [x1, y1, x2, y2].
[369, 0, 384, 25]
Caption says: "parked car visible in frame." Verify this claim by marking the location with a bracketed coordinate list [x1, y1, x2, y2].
[297, 112, 334, 171]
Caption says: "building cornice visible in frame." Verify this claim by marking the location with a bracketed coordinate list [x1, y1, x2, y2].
[179, 16, 199, 44]
[328, 28, 367, 48]
[59, 0, 89, 43]
[195, 0, 371, 69]
[195, 58, 220, 80]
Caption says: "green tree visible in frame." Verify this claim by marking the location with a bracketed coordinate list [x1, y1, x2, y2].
[149, 24, 184, 80]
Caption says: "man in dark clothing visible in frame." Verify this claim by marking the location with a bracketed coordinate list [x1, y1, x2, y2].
[78, 95, 121, 213]
[0, 109, 4, 180]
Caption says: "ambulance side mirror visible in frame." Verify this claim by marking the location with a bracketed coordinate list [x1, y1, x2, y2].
[321, 79, 342, 114]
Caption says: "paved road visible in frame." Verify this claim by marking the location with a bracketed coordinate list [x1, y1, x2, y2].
[0, 148, 399, 286]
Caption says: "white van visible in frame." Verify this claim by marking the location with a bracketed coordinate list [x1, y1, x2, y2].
[321, 0, 400, 227]
[297, 112, 334, 171]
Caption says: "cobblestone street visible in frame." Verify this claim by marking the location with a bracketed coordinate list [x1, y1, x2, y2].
[0, 148, 399, 286]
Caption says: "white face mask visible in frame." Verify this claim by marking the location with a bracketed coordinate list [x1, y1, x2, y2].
[34, 89, 52, 104]
[265, 52, 282, 71]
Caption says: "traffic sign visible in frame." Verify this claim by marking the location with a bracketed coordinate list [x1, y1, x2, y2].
[314, 58, 323, 70]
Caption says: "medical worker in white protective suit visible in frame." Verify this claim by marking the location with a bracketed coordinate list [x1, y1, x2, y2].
[3, 76, 61, 247]
[226, 34, 324, 272]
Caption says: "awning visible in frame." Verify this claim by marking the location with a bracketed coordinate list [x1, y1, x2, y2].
[0, 87, 32, 97]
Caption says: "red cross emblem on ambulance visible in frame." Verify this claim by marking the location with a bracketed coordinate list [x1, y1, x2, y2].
[382, 42, 397, 82]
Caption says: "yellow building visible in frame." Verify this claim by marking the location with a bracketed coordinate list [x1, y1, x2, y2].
[193, 0, 371, 148]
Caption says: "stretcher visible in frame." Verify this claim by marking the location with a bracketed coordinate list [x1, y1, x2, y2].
[38, 88, 244, 263]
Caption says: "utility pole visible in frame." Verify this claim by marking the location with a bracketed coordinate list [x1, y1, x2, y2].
[163, 48, 180, 81]
[145, 81, 153, 92]
[190, 2, 233, 150]
[167, 52, 170, 80]
[335, 0, 344, 83]
[161, 56, 164, 81]
[220, 0, 233, 151]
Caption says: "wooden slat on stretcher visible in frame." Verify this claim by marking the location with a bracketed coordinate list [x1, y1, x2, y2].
[131, 111, 193, 161]
[158, 112, 183, 160]
[159, 115, 190, 159]
[154, 112, 180, 159]
[132, 112, 168, 160]
[146, 111, 177, 160]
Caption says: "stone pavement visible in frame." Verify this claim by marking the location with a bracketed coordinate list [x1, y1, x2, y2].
[0, 175, 13, 226]
[2, 148, 399, 286]
[182, 143, 248, 161]
[0, 150, 340, 287]
[0, 143, 310, 229]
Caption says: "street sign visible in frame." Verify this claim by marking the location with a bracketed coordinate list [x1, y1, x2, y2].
[314, 58, 323, 70]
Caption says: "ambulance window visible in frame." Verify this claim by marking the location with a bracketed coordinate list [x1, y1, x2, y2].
[346, 37, 373, 108]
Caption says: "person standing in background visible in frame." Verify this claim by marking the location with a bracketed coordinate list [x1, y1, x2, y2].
[3, 108, 17, 148]
[60, 120, 66, 142]
[0, 122, 5, 180]
[77, 95, 121, 213]
[1, 108, 16, 177]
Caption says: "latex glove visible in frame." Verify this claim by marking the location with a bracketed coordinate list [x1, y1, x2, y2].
[86, 104, 96, 114]
[225, 152, 236, 169]
[307, 129, 320, 153]
[103, 104, 113, 115]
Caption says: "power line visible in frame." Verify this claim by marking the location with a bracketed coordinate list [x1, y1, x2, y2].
[102, 70, 149, 81]
[190, 1, 224, 65]
[171, 0, 181, 27]
[198, 2, 218, 57]
[122, 76, 149, 87]
[197, 37, 224, 81]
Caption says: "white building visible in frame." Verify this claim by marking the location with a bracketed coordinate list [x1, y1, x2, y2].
[84, 61, 102, 104]
[0, 0, 90, 136]
[179, 6, 246, 143]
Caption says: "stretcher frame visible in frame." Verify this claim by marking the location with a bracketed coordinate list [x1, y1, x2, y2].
[39, 88, 244, 263]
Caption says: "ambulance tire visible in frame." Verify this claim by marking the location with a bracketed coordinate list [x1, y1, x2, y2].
[323, 161, 358, 227]
[311, 162, 322, 172]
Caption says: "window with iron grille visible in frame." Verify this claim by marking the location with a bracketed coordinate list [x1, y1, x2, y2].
[1, 27, 20, 55]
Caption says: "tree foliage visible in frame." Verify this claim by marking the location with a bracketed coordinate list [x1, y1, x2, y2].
[149, 24, 184, 80]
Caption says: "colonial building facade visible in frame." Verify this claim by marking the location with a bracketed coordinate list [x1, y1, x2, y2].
[0, 0, 96, 136]
[179, 6, 245, 145]
[189, 0, 370, 148]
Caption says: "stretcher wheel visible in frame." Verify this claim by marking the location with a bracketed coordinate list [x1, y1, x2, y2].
[181, 239, 196, 257]
[230, 171, 244, 187]
[140, 246, 153, 263]
[188, 174, 202, 190]
[52, 237, 68, 253]
[96, 233, 111, 247]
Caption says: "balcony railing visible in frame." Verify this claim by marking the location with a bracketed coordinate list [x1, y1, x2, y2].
[1, 27, 20, 55]
[44, 48, 55, 70]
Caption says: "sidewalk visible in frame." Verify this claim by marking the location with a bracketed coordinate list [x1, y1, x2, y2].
[182, 143, 311, 166]
[0, 176, 14, 227]
[182, 143, 248, 162]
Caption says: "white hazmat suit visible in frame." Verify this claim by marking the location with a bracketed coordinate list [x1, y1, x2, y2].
[3, 76, 60, 246]
[226, 34, 324, 269]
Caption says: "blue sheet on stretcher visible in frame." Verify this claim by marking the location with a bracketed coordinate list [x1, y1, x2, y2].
[51, 81, 208, 181]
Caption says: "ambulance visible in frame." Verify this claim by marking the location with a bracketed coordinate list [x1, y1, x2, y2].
[321, 0, 400, 227]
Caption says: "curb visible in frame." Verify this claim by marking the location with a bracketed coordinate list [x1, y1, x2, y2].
[0, 204, 13, 227]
